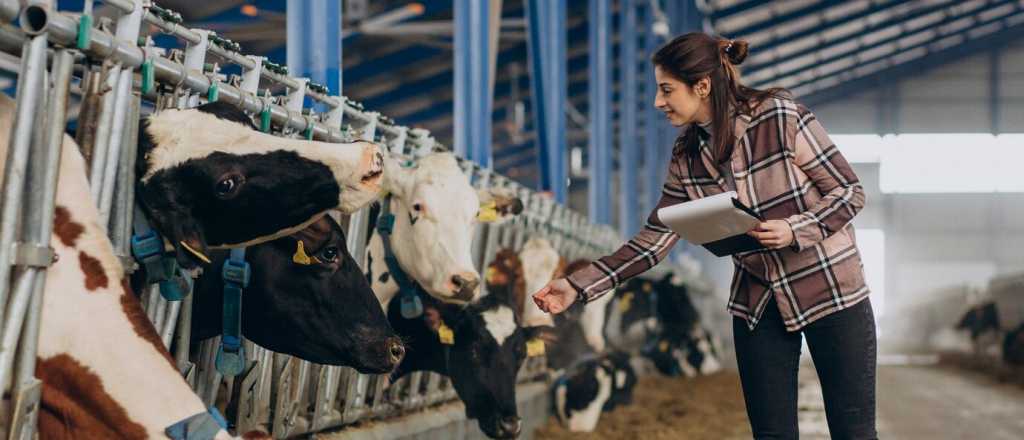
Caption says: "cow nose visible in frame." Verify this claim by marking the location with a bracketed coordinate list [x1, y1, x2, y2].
[496, 416, 522, 438]
[386, 337, 405, 366]
[451, 273, 480, 301]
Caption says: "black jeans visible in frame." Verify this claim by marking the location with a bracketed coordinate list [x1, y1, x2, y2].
[733, 297, 878, 440]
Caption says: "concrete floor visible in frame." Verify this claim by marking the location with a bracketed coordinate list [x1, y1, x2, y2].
[798, 360, 1024, 439]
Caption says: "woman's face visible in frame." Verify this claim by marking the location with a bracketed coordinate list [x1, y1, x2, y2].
[653, 65, 711, 127]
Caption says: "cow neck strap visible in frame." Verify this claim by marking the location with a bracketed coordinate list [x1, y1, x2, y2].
[165, 406, 228, 439]
[377, 196, 423, 319]
[130, 204, 194, 301]
[216, 247, 249, 377]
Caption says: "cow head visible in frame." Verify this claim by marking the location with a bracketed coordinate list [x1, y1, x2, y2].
[517, 238, 565, 327]
[653, 274, 700, 335]
[553, 357, 614, 432]
[646, 325, 722, 377]
[390, 291, 542, 439]
[611, 278, 659, 340]
[190, 215, 404, 374]
[135, 102, 384, 267]
[381, 153, 522, 304]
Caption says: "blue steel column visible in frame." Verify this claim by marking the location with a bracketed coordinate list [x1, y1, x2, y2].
[526, 0, 568, 203]
[618, 0, 638, 236]
[588, 0, 612, 224]
[666, 0, 704, 260]
[287, 0, 342, 97]
[643, 3, 661, 214]
[454, 0, 493, 167]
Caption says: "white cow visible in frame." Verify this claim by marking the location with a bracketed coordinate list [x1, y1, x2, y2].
[366, 152, 522, 308]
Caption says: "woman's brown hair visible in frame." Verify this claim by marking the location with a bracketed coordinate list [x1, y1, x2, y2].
[652, 32, 788, 164]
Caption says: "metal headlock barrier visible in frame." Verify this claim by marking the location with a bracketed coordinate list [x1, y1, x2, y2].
[0, 1, 629, 438]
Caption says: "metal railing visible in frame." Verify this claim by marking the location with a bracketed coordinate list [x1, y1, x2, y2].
[0, 1, 628, 438]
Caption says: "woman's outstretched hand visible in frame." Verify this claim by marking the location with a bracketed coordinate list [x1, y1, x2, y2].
[532, 278, 578, 315]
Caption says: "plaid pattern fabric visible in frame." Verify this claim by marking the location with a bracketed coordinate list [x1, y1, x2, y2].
[566, 96, 869, 331]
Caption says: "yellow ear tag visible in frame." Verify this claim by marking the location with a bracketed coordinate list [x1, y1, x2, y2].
[659, 340, 670, 353]
[438, 322, 455, 345]
[485, 266, 498, 284]
[618, 292, 634, 313]
[179, 241, 211, 264]
[526, 338, 545, 357]
[292, 240, 314, 265]
[477, 200, 499, 223]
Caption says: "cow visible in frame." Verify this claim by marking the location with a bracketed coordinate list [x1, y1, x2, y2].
[0, 94, 257, 438]
[1003, 323, 1024, 365]
[956, 301, 1001, 342]
[135, 102, 385, 268]
[600, 350, 638, 411]
[552, 351, 636, 432]
[187, 215, 404, 372]
[365, 152, 522, 307]
[645, 325, 722, 377]
[642, 275, 722, 377]
[517, 238, 565, 328]
[387, 288, 543, 439]
[955, 301, 1004, 357]
[485, 247, 614, 371]
[604, 278, 660, 352]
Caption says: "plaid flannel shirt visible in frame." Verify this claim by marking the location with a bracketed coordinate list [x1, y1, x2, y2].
[566, 96, 869, 331]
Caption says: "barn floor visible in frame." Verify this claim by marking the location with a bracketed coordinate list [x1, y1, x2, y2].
[534, 358, 1024, 439]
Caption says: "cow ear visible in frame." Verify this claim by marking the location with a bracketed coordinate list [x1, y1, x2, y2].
[476, 188, 523, 224]
[381, 156, 416, 199]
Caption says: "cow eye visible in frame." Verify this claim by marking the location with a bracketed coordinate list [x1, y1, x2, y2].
[412, 203, 423, 212]
[318, 246, 340, 263]
[214, 174, 244, 199]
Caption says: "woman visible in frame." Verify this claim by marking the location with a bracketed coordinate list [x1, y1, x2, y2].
[533, 33, 876, 440]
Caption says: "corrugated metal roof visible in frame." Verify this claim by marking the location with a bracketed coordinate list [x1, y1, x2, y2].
[65, 0, 1024, 183]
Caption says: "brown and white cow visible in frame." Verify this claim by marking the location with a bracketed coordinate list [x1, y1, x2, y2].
[0, 95, 255, 438]
[365, 152, 522, 307]
[135, 102, 385, 267]
[485, 242, 615, 374]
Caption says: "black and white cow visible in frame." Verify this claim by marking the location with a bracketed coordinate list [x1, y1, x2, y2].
[186, 215, 404, 373]
[641, 275, 722, 377]
[646, 325, 722, 377]
[366, 152, 522, 306]
[956, 301, 1001, 342]
[552, 351, 636, 432]
[388, 289, 542, 439]
[604, 278, 660, 351]
[135, 102, 385, 267]
[1003, 323, 1024, 365]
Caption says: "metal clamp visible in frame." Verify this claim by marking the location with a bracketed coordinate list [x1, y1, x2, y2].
[13, 242, 56, 267]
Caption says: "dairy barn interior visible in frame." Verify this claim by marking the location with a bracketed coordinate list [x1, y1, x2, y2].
[0, 0, 1022, 439]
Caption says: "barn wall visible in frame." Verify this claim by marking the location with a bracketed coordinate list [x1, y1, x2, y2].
[814, 39, 1024, 134]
